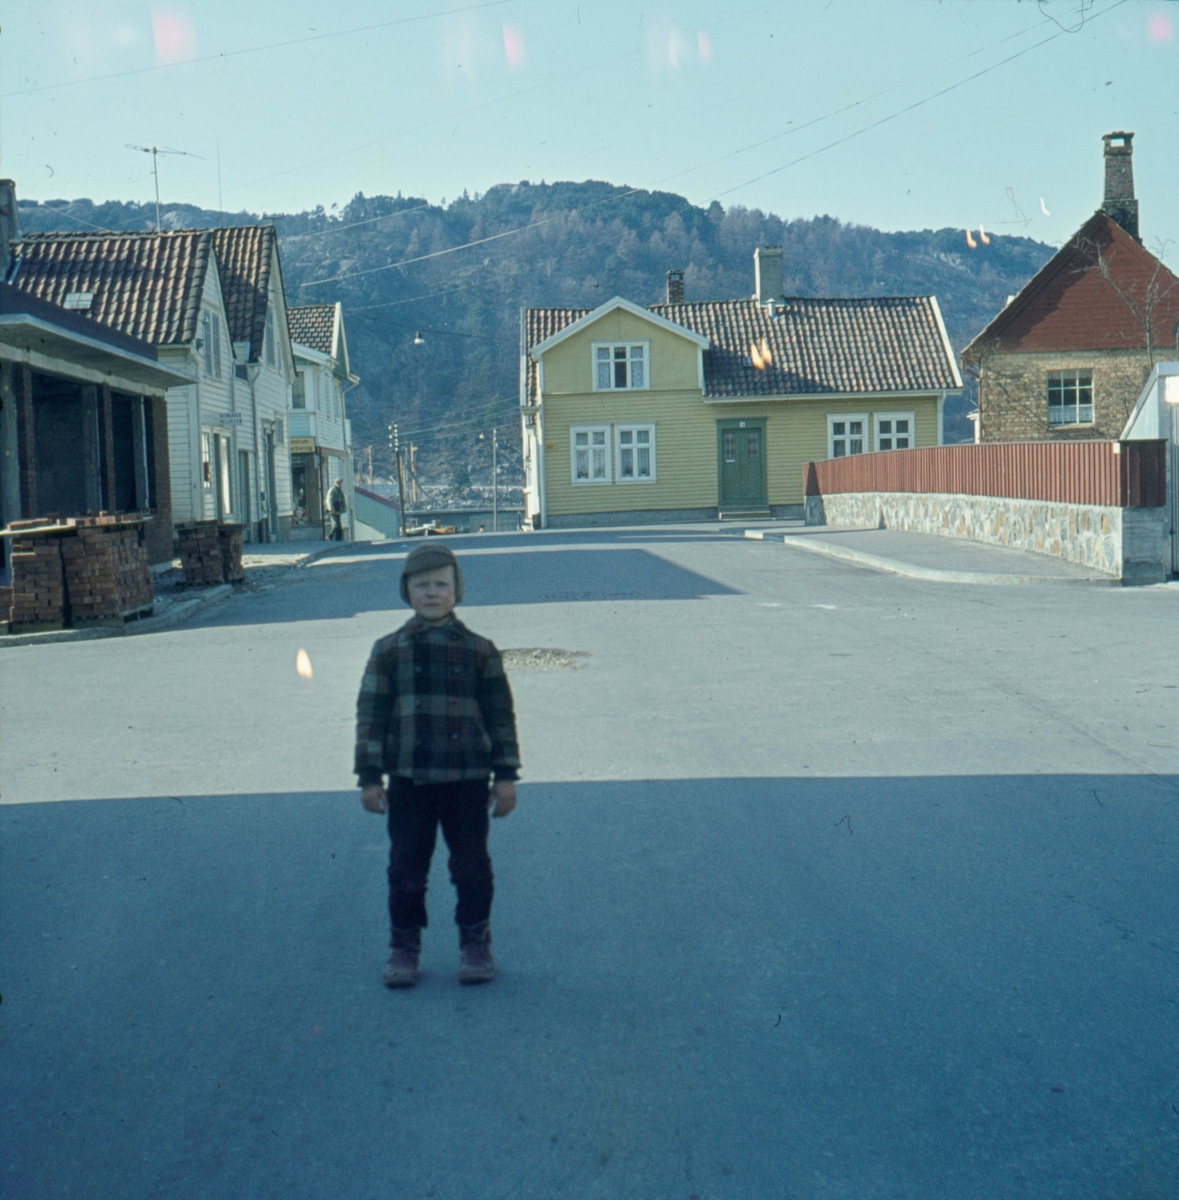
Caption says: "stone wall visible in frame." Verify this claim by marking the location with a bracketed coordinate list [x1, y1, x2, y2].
[805, 490, 1168, 584]
[977, 348, 1153, 442]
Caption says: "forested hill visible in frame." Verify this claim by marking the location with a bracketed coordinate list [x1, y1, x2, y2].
[17, 182, 1055, 478]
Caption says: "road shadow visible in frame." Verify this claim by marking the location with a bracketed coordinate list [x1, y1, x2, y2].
[198, 541, 742, 628]
[3, 773, 1177, 1199]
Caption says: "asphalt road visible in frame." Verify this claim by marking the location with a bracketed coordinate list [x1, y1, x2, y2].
[3, 528, 1178, 1199]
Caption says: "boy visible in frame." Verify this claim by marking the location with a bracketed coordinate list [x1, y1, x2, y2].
[354, 543, 519, 988]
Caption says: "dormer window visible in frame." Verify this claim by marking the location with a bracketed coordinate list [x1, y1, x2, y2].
[594, 342, 647, 390]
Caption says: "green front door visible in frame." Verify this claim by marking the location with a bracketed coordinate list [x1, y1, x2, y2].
[717, 419, 767, 508]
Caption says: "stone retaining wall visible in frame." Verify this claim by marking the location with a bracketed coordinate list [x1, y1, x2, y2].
[805, 491, 1168, 584]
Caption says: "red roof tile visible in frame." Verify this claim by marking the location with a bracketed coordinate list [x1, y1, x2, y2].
[963, 213, 1179, 359]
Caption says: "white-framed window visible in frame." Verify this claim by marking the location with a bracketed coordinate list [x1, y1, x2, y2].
[875, 412, 914, 451]
[265, 308, 277, 369]
[571, 426, 611, 483]
[615, 424, 655, 482]
[292, 371, 306, 410]
[828, 413, 868, 458]
[200, 430, 213, 489]
[1047, 370, 1093, 426]
[593, 342, 648, 391]
[201, 312, 222, 378]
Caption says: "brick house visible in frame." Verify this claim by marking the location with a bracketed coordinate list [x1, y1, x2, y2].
[962, 132, 1179, 443]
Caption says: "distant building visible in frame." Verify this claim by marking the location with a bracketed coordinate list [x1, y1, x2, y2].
[286, 303, 359, 540]
[520, 250, 960, 528]
[962, 132, 1179, 443]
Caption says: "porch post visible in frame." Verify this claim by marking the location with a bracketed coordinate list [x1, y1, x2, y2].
[80, 384, 102, 512]
[99, 383, 116, 510]
[17, 363, 37, 517]
[131, 397, 150, 511]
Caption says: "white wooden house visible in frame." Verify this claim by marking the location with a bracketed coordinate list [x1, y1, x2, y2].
[286, 302, 359, 539]
[8, 225, 299, 542]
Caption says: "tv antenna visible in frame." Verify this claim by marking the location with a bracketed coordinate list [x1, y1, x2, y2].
[125, 144, 204, 231]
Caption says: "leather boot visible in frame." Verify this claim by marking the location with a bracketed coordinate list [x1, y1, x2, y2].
[458, 921, 495, 984]
[383, 927, 421, 988]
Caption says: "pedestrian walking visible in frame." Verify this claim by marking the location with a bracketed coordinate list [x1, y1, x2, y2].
[354, 543, 520, 988]
[326, 478, 347, 541]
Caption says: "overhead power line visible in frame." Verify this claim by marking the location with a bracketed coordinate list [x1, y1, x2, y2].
[0, 1, 515, 98]
[298, 0, 1130, 293]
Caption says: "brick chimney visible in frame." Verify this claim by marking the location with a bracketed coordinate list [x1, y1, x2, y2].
[754, 246, 783, 305]
[665, 269, 685, 305]
[0, 179, 19, 278]
[1101, 131, 1139, 242]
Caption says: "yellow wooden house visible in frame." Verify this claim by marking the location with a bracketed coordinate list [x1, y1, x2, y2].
[520, 248, 961, 528]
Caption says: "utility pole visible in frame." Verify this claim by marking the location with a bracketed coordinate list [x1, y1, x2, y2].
[391, 422, 408, 537]
[492, 427, 498, 534]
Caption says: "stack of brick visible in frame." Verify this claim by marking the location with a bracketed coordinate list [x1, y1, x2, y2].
[177, 521, 225, 587]
[218, 524, 245, 583]
[9, 533, 67, 630]
[61, 525, 153, 624]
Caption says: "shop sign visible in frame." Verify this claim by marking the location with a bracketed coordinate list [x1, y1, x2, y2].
[290, 437, 317, 454]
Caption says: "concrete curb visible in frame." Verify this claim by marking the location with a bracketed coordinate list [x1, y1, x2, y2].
[0, 584, 235, 649]
[744, 529, 1118, 587]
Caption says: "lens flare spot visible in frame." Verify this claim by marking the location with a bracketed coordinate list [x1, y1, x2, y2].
[979, 226, 990, 245]
[296, 649, 313, 680]
[150, 6, 197, 65]
[1040, 197, 1051, 216]
[1147, 13, 1173, 43]
[697, 30, 712, 64]
[965, 228, 977, 249]
[502, 23, 525, 69]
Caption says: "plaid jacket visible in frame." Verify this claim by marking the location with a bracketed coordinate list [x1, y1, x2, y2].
[354, 615, 520, 785]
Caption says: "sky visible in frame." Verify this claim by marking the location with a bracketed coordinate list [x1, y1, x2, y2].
[0, 0, 1176, 262]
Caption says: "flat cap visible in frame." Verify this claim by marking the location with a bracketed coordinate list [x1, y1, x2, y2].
[400, 542, 463, 604]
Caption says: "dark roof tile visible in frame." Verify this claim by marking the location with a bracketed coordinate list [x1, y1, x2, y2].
[287, 304, 336, 355]
[8, 230, 212, 345]
[524, 296, 959, 402]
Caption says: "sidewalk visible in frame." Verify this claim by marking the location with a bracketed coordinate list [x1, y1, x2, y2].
[0, 540, 352, 649]
[745, 525, 1119, 585]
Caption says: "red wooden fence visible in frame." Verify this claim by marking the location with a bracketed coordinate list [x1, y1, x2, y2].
[804, 440, 1167, 508]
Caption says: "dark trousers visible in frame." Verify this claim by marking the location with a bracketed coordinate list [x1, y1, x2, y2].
[386, 777, 494, 932]
[329, 512, 344, 540]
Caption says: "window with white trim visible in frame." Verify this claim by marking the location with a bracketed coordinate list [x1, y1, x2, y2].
[201, 431, 213, 489]
[265, 308, 277, 369]
[875, 412, 913, 451]
[616, 424, 655, 482]
[571, 426, 611, 483]
[828, 414, 867, 458]
[593, 342, 648, 390]
[201, 312, 222, 378]
[292, 371, 306, 409]
[1047, 370, 1093, 426]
